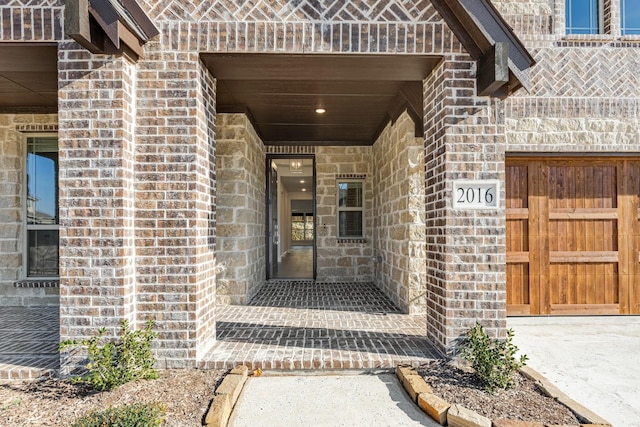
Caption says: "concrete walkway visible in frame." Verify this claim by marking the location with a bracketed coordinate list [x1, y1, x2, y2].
[229, 372, 439, 427]
[509, 316, 640, 427]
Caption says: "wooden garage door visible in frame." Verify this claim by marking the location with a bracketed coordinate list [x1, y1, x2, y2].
[506, 159, 640, 315]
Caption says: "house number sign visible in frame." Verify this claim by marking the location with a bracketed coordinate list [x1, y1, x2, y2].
[453, 180, 499, 209]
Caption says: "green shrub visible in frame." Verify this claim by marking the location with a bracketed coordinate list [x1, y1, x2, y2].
[71, 402, 165, 427]
[60, 319, 159, 391]
[460, 322, 528, 393]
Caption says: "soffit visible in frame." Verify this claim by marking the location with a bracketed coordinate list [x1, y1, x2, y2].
[202, 54, 440, 146]
[0, 45, 58, 113]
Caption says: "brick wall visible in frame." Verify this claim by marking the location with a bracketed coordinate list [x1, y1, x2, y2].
[134, 38, 217, 366]
[372, 111, 426, 314]
[491, 1, 640, 154]
[216, 113, 266, 305]
[58, 44, 138, 372]
[424, 55, 507, 351]
[0, 114, 58, 307]
[0, 0, 63, 42]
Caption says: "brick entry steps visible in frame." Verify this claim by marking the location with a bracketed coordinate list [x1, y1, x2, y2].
[0, 306, 60, 379]
[200, 281, 440, 370]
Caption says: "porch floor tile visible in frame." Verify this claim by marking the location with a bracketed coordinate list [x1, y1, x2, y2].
[199, 281, 440, 370]
[0, 306, 59, 379]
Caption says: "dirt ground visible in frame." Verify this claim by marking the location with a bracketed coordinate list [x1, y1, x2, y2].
[419, 360, 581, 424]
[1, 363, 583, 426]
[0, 369, 225, 427]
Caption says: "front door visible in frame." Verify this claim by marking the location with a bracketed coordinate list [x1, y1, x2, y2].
[268, 160, 279, 278]
[266, 155, 316, 280]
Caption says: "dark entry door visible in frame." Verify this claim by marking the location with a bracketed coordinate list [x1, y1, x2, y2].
[267, 161, 279, 278]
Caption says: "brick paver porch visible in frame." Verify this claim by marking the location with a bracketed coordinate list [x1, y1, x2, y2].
[200, 281, 441, 370]
[0, 281, 439, 379]
[0, 306, 59, 379]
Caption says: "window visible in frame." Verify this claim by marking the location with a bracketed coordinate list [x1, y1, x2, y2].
[566, 0, 601, 34]
[25, 136, 59, 278]
[337, 180, 364, 238]
[622, 0, 640, 35]
[291, 212, 314, 241]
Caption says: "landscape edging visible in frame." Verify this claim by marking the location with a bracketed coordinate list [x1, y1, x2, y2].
[395, 364, 612, 427]
[204, 365, 250, 427]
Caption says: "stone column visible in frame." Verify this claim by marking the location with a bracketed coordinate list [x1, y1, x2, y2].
[424, 55, 507, 354]
[58, 42, 138, 370]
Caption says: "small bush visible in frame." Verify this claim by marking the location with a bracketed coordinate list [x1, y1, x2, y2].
[60, 319, 159, 391]
[460, 322, 528, 393]
[71, 402, 165, 427]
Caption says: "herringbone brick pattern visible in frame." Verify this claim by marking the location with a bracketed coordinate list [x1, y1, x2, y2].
[0, 0, 61, 5]
[200, 281, 439, 370]
[141, 0, 440, 22]
[0, 306, 59, 379]
[528, 47, 640, 97]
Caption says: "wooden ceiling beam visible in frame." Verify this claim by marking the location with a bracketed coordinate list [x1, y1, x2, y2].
[64, 0, 158, 60]
[430, 0, 535, 95]
[477, 42, 509, 97]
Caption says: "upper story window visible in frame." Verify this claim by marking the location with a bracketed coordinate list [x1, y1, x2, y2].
[337, 180, 364, 239]
[566, 0, 602, 34]
[621, 0, 640, 35]
[25, 136, 59, 278]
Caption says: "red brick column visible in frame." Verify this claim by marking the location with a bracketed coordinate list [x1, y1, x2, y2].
[58, 42, 138, 371]
[58, 37, 217, 369]
[135, 36, 217, 367]
[424, 55, 507, 354]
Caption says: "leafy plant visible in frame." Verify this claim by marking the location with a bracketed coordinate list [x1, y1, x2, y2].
[1, 398, 22, 410]
[71, 402, 165, 427]
[59, 319, 159, 391]
[460, 322, 528, 393]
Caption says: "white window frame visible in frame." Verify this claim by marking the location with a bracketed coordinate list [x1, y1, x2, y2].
[23, 133, 59, 280]
[621, 0, 640, 35]
[336, 179, 365, 239]
[565, 0, 604, 34]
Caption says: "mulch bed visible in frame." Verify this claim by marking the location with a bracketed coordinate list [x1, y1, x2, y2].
[418, 360, 581, 424]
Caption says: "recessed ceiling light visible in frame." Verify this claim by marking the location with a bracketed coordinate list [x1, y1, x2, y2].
[315, 108, 326, 114]
[301, 188, 307, 192]
[300, 180, 305, 183]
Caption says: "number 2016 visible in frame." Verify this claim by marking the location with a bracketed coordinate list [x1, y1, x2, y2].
[456, 187, 494, 204]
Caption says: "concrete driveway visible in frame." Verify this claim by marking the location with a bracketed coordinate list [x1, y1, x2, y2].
[508, 316, 640, 427]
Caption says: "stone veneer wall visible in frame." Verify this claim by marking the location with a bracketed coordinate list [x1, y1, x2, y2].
[216, 113, 266, 305]
[265, 145, 376, 282]
[0, 114, 59, 307]
[315, 146, 374, 282]
[372, 112, 426, 315]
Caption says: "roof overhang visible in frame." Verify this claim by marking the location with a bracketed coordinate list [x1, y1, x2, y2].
[65, 0, 159, 60]
[431, 0, 535, 95]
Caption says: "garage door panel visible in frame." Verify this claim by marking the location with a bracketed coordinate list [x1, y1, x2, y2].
[506, 164, 532, 312]
[548, 262, 618, 306]
[548, 219, 617, 252]
[548, 165, 617, 208]
[507, 263, 529, 306]
[507, 159, 639, 315]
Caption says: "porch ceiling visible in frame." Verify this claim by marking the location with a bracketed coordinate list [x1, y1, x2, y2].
[0, 45, 58, 113]
[201, 54, 441, 146]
